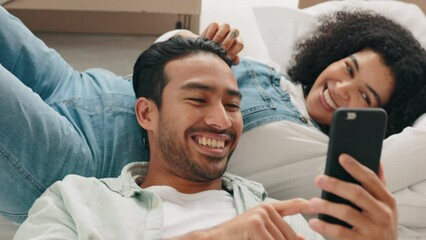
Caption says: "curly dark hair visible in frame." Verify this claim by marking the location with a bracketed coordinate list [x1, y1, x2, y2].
[287, 10, 426, 137]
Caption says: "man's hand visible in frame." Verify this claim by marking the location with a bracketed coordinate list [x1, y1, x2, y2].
[308, 154, 398, 240]
[170, 199, 310, 240]
[201, 23, 244, 65]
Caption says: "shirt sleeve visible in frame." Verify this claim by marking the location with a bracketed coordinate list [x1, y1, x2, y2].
[13, 183, 78, 240]
[283, 214, 325, 240]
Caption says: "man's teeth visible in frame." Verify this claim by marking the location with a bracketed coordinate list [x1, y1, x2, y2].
[197, 137, 225, 149]
[324, 88, 337, 109]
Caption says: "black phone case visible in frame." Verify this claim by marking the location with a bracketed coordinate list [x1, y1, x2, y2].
[319, 108, 387, 228]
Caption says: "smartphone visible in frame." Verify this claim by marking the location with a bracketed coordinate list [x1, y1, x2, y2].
[319, 108, 387, 228]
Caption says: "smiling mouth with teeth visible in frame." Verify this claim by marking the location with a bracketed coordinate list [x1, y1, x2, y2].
[196, 136, 226, 149]
[323, 86, 338, 110]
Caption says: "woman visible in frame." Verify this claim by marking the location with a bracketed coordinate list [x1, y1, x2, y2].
[0, 5, 425, 228]
[227, 10, 426, 203]
[289, 11, 426, 136]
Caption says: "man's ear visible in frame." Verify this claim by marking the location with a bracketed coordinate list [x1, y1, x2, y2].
[135, 97, 158, 130]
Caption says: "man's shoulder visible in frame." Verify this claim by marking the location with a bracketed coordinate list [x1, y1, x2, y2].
[48, 174, 114, 195]
[61, 174, 107, 184]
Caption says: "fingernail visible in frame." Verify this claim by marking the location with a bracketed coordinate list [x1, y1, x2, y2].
[316, 175, 326, 186]
[341, 155, 355, 165]
[226, 55, 232, 59]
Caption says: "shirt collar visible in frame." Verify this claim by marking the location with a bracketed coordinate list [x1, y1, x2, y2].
[101, 162, 267, 200]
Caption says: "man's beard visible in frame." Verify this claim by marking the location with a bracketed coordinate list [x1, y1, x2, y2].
[157, 117, 235, 182]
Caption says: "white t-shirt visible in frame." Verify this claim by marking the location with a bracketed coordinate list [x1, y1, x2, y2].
[146, 185, 237, 238]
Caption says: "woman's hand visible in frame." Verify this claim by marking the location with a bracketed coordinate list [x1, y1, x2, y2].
[201, 23, 244, 65]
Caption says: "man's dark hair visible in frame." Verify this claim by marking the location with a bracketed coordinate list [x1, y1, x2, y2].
[287, 10, 426, 136]
[133, 36, 231, 108]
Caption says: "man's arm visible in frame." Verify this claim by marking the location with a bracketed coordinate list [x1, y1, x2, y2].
[13, 184, 78, 240]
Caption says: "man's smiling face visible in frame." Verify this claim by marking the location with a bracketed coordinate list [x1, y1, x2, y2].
[151, 52, 242, 182]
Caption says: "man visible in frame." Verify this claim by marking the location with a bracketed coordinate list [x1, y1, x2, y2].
[14, 36, 397, 240]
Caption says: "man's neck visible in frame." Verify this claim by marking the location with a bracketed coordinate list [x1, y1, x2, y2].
[140, 162, 223, 194]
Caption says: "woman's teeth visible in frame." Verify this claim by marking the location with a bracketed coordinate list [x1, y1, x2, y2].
[323, 88, 338, 109]
[197, 137, 225, 149]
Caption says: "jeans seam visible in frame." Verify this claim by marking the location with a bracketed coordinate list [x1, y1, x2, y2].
[0, 143, 44, 196]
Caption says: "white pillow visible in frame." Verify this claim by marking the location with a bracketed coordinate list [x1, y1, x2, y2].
[199, 0, 299, 65]
[253, 7, 315, 72]
[254, 0, 426, 71]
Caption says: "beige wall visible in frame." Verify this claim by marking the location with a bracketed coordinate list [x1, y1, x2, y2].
[4, 0, 201, 35]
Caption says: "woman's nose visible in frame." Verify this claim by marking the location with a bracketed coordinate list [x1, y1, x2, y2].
[334, 80, 356, 100]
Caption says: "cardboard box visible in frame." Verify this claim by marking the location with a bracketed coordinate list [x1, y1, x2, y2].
[299, 0, 426, 14]
[4, 0, 201, 35]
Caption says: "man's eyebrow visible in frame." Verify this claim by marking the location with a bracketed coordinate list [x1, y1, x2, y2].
[367, 85, 382, 107]
[180, 82, 214, 92]
[180, 82, 242, 99]
[349, 55, 359, 71]
[227, 89, 243, 100]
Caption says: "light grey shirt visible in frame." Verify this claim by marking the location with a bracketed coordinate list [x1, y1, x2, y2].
[14, 162, 324, 240]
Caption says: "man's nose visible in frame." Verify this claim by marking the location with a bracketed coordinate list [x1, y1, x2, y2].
[204, 104, 232, 130]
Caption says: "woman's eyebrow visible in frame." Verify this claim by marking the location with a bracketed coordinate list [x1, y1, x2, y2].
[350, 54, 382, 106]
[367, 85, 382, 107]
[349, 55, 359, 71]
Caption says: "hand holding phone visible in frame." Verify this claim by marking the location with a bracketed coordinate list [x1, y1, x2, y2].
[319, 108, 387, 228]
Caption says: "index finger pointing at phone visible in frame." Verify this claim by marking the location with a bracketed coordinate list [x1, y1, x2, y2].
[271, 198, 315, 216]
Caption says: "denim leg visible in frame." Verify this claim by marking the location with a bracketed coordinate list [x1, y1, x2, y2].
[0, 6, 148, 223]
[0, 6, 76, 101]
[49, 68, 149, 178]
[0, 65, 95, 223]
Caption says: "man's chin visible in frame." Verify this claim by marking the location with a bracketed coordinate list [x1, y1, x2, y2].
[194, 162, 228, 181]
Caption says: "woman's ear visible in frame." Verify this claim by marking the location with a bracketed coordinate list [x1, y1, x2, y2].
[135, 97, 158, 130]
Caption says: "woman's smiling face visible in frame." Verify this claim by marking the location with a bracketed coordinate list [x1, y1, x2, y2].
[305, 49, 395, 125]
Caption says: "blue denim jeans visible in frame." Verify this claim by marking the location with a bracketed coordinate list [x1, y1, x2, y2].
[234, 59, 313, 132]
[0, 7, 148, 223]
[0, 6, 314, 223]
